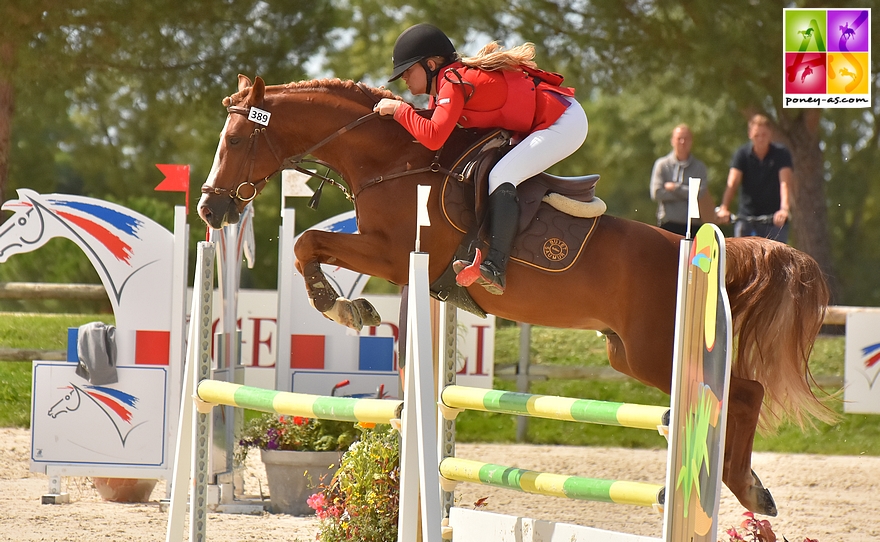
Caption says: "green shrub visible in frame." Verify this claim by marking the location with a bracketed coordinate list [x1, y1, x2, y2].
[309, 425, 400, 542]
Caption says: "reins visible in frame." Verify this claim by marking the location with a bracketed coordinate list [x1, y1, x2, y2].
[201, 81, 464, 207]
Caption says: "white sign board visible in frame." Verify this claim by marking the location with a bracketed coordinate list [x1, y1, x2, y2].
[844, 311, 880, 414]
[202, 290, 495, 394]
[31, 363, 169, 470]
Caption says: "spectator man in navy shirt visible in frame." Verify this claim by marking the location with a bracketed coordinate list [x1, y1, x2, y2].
[716, 114, 793, 243]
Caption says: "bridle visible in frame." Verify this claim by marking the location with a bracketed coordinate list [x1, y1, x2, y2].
[200, 82, 464, 207]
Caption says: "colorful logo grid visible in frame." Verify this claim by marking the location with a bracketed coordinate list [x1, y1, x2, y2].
[783, 8, 871, 108]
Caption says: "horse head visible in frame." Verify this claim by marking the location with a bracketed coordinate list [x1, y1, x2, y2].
[0, 189, 49, 263]
[198, 75, 426, 229]
[48, 385, 82, 418]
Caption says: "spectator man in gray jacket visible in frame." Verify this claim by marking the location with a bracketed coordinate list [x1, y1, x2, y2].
[650, 124, 712, 236]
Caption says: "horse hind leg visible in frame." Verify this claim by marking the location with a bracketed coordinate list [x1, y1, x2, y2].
[723, 376, 777, 517]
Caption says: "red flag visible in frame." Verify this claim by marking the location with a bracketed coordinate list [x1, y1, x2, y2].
[155, 164, 190, 213]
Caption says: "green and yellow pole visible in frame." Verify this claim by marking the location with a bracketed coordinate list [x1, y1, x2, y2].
[196, 380, 402, 425]
[439, 458, 664, 508]
[441, 385, 669, 432]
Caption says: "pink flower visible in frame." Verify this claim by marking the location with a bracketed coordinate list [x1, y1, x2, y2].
[307, 492, 326, 511]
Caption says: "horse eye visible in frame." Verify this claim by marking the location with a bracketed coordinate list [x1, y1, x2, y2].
[17, 217, 26, 226]
[228, 136, 242, 146]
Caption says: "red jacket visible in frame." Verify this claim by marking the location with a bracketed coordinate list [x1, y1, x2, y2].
[393, 61, 576, 150]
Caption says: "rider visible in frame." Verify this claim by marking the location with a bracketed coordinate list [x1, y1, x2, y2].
[374, 23, 587, 295]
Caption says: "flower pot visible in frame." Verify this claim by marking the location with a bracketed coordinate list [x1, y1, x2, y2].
[92, 477, 157, 503]
[261, 449, 340, 515]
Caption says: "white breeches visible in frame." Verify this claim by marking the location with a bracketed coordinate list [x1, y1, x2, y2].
[488, 96, 588, 194]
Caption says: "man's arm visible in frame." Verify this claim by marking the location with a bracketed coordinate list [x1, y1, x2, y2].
[715, 168, 742, 224]
[774, 166, 793, 227]
[650, 159, 681, 202]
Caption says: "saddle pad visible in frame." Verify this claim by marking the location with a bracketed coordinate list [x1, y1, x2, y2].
[441, 176, 600, 273]
[510, 204, 600, 272]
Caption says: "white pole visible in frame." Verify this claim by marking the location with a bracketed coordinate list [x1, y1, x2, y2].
[166, 241, 215, 542]
[166, 206, 189, 495]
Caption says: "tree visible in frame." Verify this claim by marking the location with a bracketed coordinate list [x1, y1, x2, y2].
[0, 1, 352, 290]
[1, 0, 348, 215]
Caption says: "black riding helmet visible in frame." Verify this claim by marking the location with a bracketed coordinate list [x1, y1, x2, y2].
[388, 23, 456, 84]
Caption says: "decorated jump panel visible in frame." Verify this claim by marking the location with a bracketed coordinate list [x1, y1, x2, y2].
[663, 224, 732, 542]
[441, 385, 669, 431]
[439, 458, 664, 508]
[0, 190, 188, 481]
[0, 190, 180, 367]
[272, 209, 496, 396]
[196, 380, 402, 425]
[445, 224, 732, 542]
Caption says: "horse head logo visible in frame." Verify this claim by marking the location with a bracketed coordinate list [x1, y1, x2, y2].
[0, 193, 50, 262]
[46, 383, 146, 446]
[0, 189, 164, 308]
[47, 386, 81, 418]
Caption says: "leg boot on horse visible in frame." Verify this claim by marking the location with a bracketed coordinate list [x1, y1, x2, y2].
[454, 182, 519, 295]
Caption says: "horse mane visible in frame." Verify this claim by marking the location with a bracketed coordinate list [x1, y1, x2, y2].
[222, 78, 404, 107]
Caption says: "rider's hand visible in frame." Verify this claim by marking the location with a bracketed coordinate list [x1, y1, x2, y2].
[773, 208, 789, 228]
[715, 206, 731, 225]
[374, 98, 401, 116]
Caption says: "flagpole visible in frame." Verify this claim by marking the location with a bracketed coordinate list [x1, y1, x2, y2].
[415, 185, 431, 252]
[686, 177, 701, 240]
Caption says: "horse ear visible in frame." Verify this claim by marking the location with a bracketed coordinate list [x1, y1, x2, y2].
[249, 77, 266, 106]
[238, 74, 252, 92]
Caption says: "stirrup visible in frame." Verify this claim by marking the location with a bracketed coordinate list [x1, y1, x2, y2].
[454, 249, 483, 287]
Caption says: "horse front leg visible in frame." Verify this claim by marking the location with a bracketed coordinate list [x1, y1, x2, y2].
[723, 376, 777, 517]
[295, 230, 403, 331]
[297, 259, 381, 330]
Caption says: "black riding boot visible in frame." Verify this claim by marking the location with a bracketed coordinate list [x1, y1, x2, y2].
[455, 183, 519, 295]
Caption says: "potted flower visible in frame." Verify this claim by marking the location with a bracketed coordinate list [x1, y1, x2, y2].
[237, 413, 359, 515]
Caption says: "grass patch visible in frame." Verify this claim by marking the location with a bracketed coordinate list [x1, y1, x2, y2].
[2, 315, 875, 457]
[0, 313, 115, 428]
[0, 362, 33, 427]
[0, 312, 114, 350]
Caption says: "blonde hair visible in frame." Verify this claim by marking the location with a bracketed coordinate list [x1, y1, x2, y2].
[459, 41, 538, 71]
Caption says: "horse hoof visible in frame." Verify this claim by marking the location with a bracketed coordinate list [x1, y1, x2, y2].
[755, 488, 778, 517]
[749, 470, 778, 517]
[353, 298, 382, 327]
[326, 298, 363, 331]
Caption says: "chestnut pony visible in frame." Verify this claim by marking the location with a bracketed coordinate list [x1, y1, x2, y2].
[198, 76, 835, 517]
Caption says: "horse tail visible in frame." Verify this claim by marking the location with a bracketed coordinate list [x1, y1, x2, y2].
[724, 237, 839, 432]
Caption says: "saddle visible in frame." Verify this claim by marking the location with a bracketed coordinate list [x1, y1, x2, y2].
[431, 131, 606, 317]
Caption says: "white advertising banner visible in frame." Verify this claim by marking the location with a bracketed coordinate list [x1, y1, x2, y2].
[844, 311, 880, 414]
[205, 290, 495, 394]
